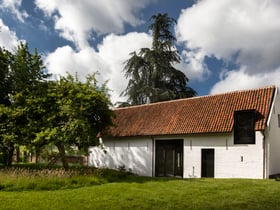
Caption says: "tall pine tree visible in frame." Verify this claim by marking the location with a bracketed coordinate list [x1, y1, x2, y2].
[122, 13, 196, 105]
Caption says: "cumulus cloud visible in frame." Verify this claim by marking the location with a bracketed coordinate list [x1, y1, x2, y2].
[44, 32, 152, 103]
[44, 45, 107, 80]
[0, 19, 18, 50]
[0, 0, 28, 22]
[210, 67, 280, 94]
[176, 49, 210, 80]
[35, 0, 154, 49]
[176, 0, 280, 91]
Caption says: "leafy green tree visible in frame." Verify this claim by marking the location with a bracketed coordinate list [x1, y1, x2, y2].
[0, 47, 12, 106]
[0, 43, 113, 168]
[122, 13, 196, 105]
[0, 102, 28, 165]
[20, 73, 113, 170]
[0, 42, 50, 166]
[10, 42, 49, 93]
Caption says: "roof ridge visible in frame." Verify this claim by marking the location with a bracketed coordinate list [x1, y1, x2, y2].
[114, 85, 276, 110]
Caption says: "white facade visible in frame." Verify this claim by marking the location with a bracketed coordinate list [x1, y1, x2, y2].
[89, 137, 153, 176]
[88, 131, 268, 178]
[88, 89, 280, 179]
[183, 132, 264, 179]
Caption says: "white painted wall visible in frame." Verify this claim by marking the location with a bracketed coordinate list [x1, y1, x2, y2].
[265, 89, 280, 177]
[88, 137, 153, 176]
[183, 132, 264, 179]
[89, 132, 265, 178]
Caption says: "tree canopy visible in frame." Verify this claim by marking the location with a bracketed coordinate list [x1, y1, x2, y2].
[12, 73, 114, 170]
[122, 13, 196, 105]
[0, 43, 114, 169]
[0, 42, 50, 166]
[0, 47, 12, 105]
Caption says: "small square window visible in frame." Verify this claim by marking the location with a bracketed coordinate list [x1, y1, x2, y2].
[234, 110, 256, 144]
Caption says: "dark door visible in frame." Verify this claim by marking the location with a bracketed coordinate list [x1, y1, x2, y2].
[155, 140, 183, 177]
[201, 149, 214, 178]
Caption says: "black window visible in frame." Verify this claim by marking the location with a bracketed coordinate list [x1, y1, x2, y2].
[278, 114, 280, 128]
[234, 110, 256, 144]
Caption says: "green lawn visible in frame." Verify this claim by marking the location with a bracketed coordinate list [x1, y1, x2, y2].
[0, 165, 280, 209]
[1, 178, 280, 210]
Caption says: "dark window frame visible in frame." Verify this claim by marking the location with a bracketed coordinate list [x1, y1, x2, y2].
[234, 109, 256, 144]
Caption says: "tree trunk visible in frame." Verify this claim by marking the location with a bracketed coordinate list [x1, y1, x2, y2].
[16, 147, 20, 163]
[7, 145, 14, 167]
[56, 142, 69, 171]
[35, 146, 40, 164]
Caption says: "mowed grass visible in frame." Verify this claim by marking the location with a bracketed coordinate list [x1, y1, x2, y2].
[0, 166, 280, 210]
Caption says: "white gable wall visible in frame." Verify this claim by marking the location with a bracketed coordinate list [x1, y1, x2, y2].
[265, 89, 280, 177]
[184, 132, 264, 179]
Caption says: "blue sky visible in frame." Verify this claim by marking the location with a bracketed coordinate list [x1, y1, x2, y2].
[1, 0, 280, 104]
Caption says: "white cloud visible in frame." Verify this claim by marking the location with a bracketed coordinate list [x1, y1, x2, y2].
[35, 0, 154, 49]
[176, 0, 280, 91]
[176, 49, 210, 80]
[98, 32, 151, 103]
[0, 19, 18, 50]
[44, 32, 152, 103]
[0, 0, 28, 22]
[44, 45, 107, 81]
[210, 67, 280, 94]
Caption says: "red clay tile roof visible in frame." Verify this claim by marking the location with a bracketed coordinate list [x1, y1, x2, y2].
[107, 86, 276, 137]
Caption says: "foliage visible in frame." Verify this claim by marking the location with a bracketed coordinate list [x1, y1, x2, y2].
[122, 13, 196, 105]
[0, 47, 13, 165]
[9, 73, 114, 170]
[0, 47, 12, 105]
[0, 43, 114, 169]
[0, 103, 28, 164]
[0, 42, 49, 166]
[9, 42, 50, 93]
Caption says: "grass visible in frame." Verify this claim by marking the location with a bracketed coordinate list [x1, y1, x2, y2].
[0, 165, 280, 209]
[0, 164, 131, 191]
